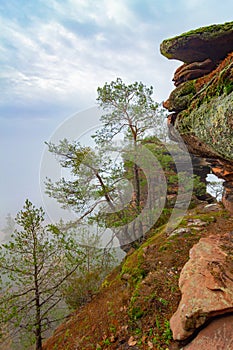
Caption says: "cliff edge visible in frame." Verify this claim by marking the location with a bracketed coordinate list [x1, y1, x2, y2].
[161, 21, 233, 349]
[160, 21, 233, 214]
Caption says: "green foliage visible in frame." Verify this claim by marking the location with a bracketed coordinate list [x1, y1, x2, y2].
[151, 318, 173, 349]
[102, 338, 111, 345]
[162, 320, 173, 343]
[46, 78, 168, 250]
[0, 200, 84, 350]
[129, 306, 144, 320]
[61, 231, 117, 310]
[94, 78, 166, 145]
[192, 175, 207, 197]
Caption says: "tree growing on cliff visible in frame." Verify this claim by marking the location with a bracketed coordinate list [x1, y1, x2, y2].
[45, 78, 165, 248]
[45, 139, 132, 248]
[94, 78, 168, 242]
[94, 78, 164, 213]
[0, 200, 84, 350]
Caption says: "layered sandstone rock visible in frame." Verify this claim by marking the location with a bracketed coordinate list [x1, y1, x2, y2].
[160, 21, 233, 63]
[161, 22, 233, 348]
[160, 21, 233, 213]
[181, 315, 233, 350]
[170, 233, 233, 345]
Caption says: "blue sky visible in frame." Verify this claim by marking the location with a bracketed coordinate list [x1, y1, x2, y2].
[1, 0, 233, 227]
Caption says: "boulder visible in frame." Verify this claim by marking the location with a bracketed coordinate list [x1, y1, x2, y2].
[181, 315, 233, 350]
[170, 233, 233, 341]
[163, 81, 196, 111]
[202, 203, 221, 213]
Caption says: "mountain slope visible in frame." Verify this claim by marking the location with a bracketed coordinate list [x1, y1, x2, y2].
[42, 202, 233, 350]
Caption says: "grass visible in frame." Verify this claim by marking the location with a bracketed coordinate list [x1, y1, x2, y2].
[42, 204, 233, 350]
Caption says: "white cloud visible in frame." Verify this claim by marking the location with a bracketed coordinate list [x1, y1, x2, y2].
[0, 2, 176, 113]
[44, 0, 136, 28]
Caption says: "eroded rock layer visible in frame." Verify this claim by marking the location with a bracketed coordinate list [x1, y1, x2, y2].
[160, 21, 233, 214]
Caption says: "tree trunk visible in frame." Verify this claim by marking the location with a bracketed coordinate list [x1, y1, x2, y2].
[35, 321, 42, 350]
[35, 284, 42, 350]
[33, 231, 43, 350]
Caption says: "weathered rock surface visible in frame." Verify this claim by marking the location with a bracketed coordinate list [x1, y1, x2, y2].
[160, 21, 233, 214]
[172, 59, 215, 87]
[223, 182, 233, 214]
[164, 53, 233, 162]
[170, 233, 233, 341]
[181, 315, 233, 350]
[160, 21, 233, 63]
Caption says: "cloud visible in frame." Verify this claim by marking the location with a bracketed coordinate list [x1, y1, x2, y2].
[44, 0, 136, 27]
[1, 17, 95, 108]
[0, 0, 177, 119]
[5, 0, 232, 117]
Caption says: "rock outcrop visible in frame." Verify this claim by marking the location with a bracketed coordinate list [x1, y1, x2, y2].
[160, 21, 233, 214]
[160, 22, 233, 63]
[170, 233, 233, 343]
[161, 21, 233, 349]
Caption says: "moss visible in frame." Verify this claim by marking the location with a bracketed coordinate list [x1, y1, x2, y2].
[160, 21, 233, 58]
[121, 249, 146, 286]
[171, 54, 233, 158]
[166, 80, 196, 111]
[176, 92, 233, 161]
[165, 21, 233, 42]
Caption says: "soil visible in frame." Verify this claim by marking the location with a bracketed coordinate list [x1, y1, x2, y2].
[42, 202, 233, 350]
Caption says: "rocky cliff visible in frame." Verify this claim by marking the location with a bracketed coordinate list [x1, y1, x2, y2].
[160, 21, 233, 215]
[161, 22, 233, 349]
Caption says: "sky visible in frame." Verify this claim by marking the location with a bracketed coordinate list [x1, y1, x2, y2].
[1, 0, 233, 227]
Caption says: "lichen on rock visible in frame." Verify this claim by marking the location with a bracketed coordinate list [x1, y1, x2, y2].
[161, 21, 233, 215]
[176, 92, 233, 161]
[163, 80, 196, 112]
[160, 21, 233, 63]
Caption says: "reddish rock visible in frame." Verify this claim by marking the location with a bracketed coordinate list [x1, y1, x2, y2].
[182, 315, 233, 350]
[222, 182, 233, 214]
[211, 162, 233, 182]
[173, 58, 215, 86]
[160, 21, 233, 63]
[160, 22, 233, 215]
[170, 234, 233, 340]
